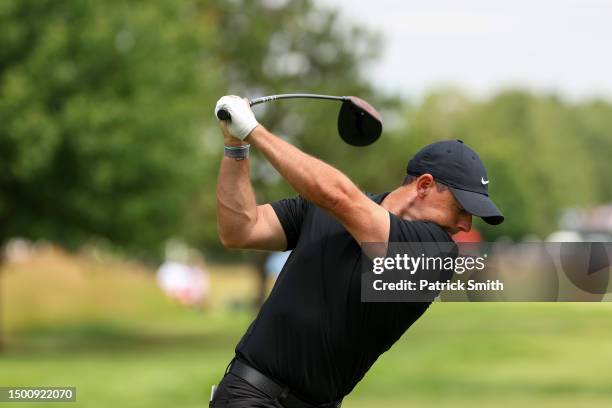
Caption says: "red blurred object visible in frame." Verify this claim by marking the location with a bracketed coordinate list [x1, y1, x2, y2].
[453, 228, 482, 243]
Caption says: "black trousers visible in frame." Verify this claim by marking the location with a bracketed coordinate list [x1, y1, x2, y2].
[210, 372, 283, 408]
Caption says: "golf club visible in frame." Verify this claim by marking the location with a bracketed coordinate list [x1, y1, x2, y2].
[216, 93, 383, 146]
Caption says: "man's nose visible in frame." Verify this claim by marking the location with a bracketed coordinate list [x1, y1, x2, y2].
[457, 213, 472, 233]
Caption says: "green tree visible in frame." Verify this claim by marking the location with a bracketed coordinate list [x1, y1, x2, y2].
[0, 0, 221, 256]
[575, 100, 612, 202]
[0, 0, 223, 350]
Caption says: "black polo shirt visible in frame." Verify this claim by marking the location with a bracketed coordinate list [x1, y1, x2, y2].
[235, 192, 452, 404]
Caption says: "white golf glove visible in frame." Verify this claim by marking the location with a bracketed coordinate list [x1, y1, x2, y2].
[214, 95, 259, 140]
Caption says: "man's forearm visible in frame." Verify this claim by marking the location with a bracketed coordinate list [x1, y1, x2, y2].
[246, 125, 359, 214]
[216, 154, 258, 248]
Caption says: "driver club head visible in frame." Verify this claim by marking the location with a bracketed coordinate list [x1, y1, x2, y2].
[338, 96, 383, 146]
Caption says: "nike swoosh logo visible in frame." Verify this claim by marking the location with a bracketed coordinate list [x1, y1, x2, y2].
[481, 177, 489, 185]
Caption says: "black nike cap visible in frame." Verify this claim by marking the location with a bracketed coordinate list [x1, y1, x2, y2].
[407, 139, 504, 225]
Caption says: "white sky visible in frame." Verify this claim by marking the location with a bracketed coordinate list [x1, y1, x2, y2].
[317, 0, 612, 101]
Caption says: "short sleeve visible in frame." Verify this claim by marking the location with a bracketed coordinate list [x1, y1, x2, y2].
[270, 195, 311, 251]
[388, 212, 452, 243]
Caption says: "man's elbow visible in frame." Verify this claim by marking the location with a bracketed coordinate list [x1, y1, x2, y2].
[218, 231, 246, 249]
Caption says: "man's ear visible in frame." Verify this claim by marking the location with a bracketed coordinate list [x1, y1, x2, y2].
[416, 173, 435, 198]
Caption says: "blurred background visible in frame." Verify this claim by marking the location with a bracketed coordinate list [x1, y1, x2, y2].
[1, 0, 612, 407]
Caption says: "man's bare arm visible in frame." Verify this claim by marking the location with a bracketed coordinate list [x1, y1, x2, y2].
[247, 125, 390, 245]
[216, 123, 287, 250]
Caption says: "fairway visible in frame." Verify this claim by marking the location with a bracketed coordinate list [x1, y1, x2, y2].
[2, 251, 612, 407]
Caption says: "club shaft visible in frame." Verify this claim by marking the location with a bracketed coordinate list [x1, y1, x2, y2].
[216, 94, 347, 121]
[249, 94, 347, 106]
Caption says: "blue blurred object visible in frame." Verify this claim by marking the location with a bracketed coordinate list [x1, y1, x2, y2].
[265, 252, 291, 278]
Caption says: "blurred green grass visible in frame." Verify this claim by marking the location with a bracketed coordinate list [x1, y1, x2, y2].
[2, 248, 612, 407]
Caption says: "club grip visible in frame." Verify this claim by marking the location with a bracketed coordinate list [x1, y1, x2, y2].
[216, 109, 231, 121]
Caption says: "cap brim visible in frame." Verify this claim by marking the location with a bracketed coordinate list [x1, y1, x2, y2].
[449, 187, 504, 225]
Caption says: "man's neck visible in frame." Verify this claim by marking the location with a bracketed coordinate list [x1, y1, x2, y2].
[380, 185, 419, 221]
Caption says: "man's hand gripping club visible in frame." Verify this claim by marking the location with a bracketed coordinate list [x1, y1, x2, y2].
[214, 95, 260, 144]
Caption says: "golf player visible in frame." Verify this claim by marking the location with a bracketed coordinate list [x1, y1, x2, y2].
[211, 95, 504, 407]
